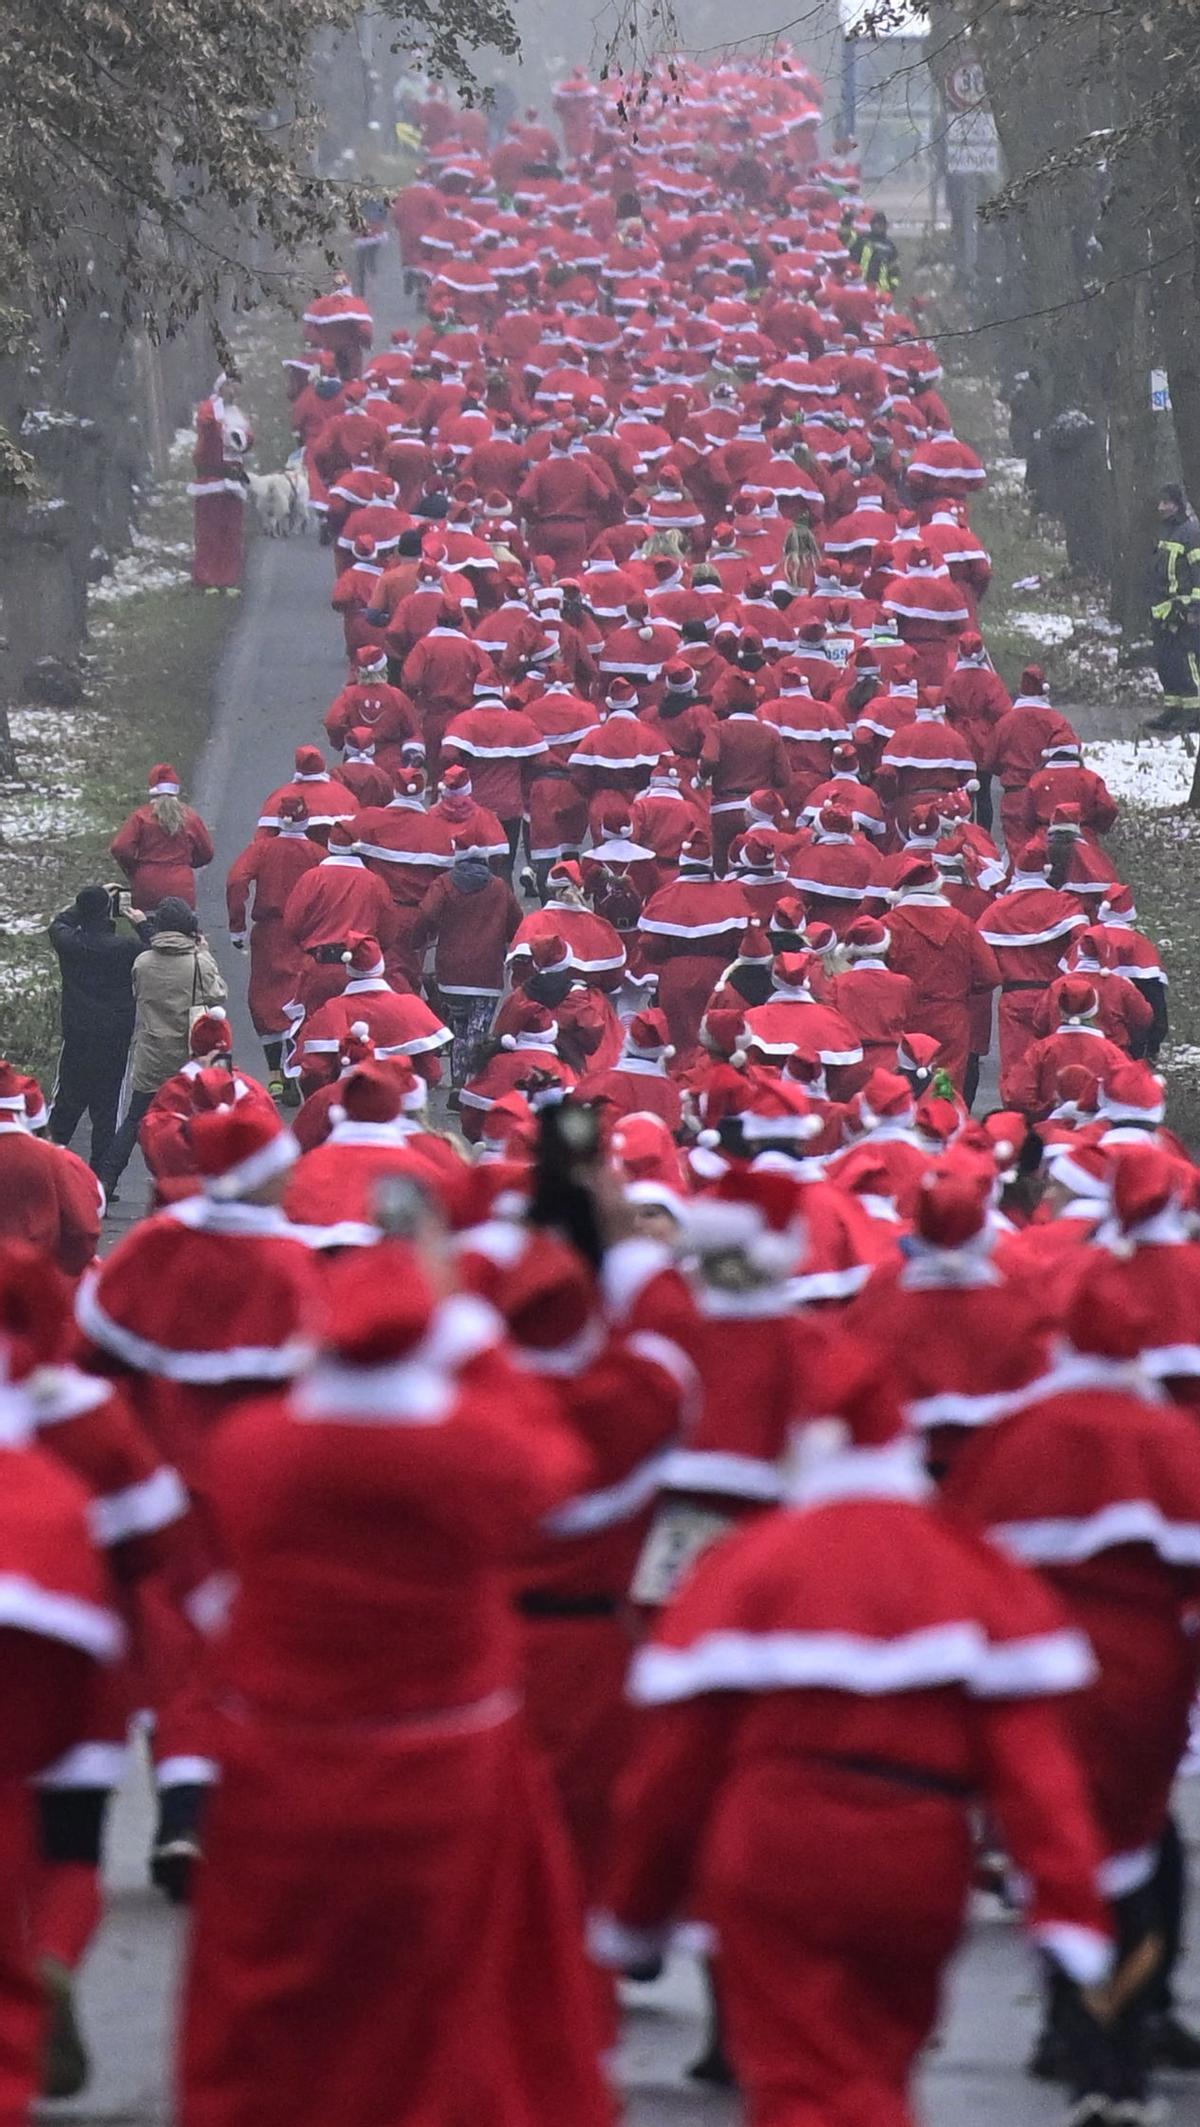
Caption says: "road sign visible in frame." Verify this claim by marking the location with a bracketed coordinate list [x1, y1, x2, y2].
[944, 60, 987, 112]
[945, 106, 1000, 174]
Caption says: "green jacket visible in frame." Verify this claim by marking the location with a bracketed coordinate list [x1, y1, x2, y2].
[1150, 510, 1200, 626]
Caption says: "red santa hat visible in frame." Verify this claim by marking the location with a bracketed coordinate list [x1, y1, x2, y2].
[546, 858, 585, 894]
[344, 727, 376, 760]
[679, 829, 713, 874]
[748, 788, 787, 825]
[337, 1023, 376, 1073]
[914, 1092, 963, 1146]
[1057, 976, 1100, 1024]
[1046, 1140, 1112, 1203]
[1016, 835, 1050, 874]
[687, 1166, 806, 1277]
[503, 1231, 602, 1374]
[857, 1068, 916, 1133]
[352, 533, 378, 561]
[501, 1001, 559, 1052]
[336, 1062, 414, 1125]
[896, 1029, 942, 1079]
[189, 1007, 232, 1059]
[816, 799, 855, 839]
[393, 765, 426, 799]
[842, 915, 890, 960]
[148, 763, 182, 796]
[740, 1071, 824, 1146]
[913, 1158, 991, 1250]
[1048, 803, 1083, 838]
[738, 831, 778, 875]
[354, 644, 388, 675]
[623, 1009, 674, 1063]
[341, 933, 386, 977]
[0, 1062, 29, 1117]
[1099, 1060, 1166, 1126]
[604, 677, 640, 714]
[326, 821, 359, 852]
[1020, 663, 1048, 696]
[662, 658, 697, 696]
[892, 855, 940, 895]
[783, 1337, 908, 1488]
[1110, 1143, 1178, 1233]
[279, 795, 310, 826]
[770, 950, 817, 996]
[314, 1245, 439, 1368]
[527, 933, 571, 977]
[189, 1105, 299, 1201]
[829, 739, 858, 771]
[701, 1007, 749, 1061]
[769, 894, 808, 941]
[1099, 884, 1137, 923]
[956, 632, 986, 666]
[439, 763, 473, 797]
[294, 745, 327, 777]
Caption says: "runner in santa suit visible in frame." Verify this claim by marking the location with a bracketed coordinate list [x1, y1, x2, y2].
[976, 837, 1088, 1105]
[256, 745, 358, 845]
[943, 633, 1010, 829]
[180, 1242, 613, 2127]
[880, 546, 970, 691]
[1006, 979, 1129, 1120]
[597, 1337, 1111, 2127]
[291, 936, 450, 1098]
[522, 669, 600, 885]
[75, 1104, 321, 1899]
[225, 799, 324, 1092]
[944, 1252, 1200, 2117]
[400, 603, 500, 775]
[493, 938, 624, 1079]
[282, 1063, 467, 1231]
[509, 863, 628, 994]
[742, 952, 864, 1094]
[281, 821, 404, 1011]
[0, 1318, 121, 2127]
[826, 915, 917, 1084]
[458, 1002, 578, 1144]
[554, 68, 600, 159]
[877, 701, 978, 833]
[517, 430, 613, 576]
[703, 676, 792, 874]
[0, 1242, 199, 2099]
[190, 378, 251, 593]
[1018, 739, 1120, 854]
[323, 646, 421, 775]
[885, 856, 1001, 1092]
[638, 834, 753, 1059]
[0, 1064, 101, 1275]
[1046, 939, 1155, 1055]
[109, 766, 214, 913]
[990, 669, 1080, 854]
[577, 1010, 682, 1131]
[302, 281, 373, 379]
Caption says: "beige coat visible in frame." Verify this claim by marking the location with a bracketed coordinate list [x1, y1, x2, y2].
[127, 931, 227, 1093]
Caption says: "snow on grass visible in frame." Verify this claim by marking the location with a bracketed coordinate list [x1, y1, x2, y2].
[1008, 610, 1077, 646]
[91, 554, 190, 604]
[990, 455, 1026, 497]
[1087, 737, 1194, 810]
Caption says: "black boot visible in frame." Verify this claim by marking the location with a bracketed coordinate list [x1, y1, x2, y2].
[151, 1781, 207, 1905]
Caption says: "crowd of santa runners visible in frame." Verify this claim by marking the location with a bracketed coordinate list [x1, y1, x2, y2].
[3, 44, 1200, 2127]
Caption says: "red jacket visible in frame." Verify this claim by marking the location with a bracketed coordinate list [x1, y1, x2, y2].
[110, 805, 214, 912]
[886, 891, 1001, 1085]
[409, 868, 523, 995]
[283, 855, 401, 958]
[0, 1126, 101, 1274]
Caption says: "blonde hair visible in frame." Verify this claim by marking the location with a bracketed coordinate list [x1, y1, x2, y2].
[151, 794, 186, 836]
[640, 530, 687, 561]
[784, 522, 819, 588]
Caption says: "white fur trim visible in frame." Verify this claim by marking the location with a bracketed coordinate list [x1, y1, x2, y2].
[76, 1273, 314, 1385]
[544, 1448, 671, 1536]
[600, 1237, 673, 1321]
[629, 1620, 1096, 1706]
[291, 1296, 501, 1424]
[156, 1755, 219, 1789]
[204, 1127, 299, 1200]
[37, 1741, 130, 1789]
[658, 1447, 783, 1503]
[1031, 1923, 1113, 1987]
[783, 1436, 930, 1507]
[0, 1577, 122, 1661]
[90, 1466, 189, 1548]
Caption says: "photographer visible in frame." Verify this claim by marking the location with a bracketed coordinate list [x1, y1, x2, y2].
[48, 884, 153, 1175]
[97, 898, 226, 1199]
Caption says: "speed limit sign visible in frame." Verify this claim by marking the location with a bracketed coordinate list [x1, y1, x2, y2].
[945, 60, 987, 111]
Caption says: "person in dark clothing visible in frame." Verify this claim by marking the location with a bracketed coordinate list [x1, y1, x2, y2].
[409, 841, 522, 1084]
[1146, 483, 1200, 731]
[47, 885, 152, 1174]
[842, 208, 899, 294]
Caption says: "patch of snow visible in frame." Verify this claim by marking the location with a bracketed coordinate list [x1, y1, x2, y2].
[1087, 737, 1193, 809]
[1009, 609, 1076, 646]
[991, 456, 1026, 497]
[1165, 1042, 1200, 1073]
[169, 427, 197, 465]
[91, 556, 189, 605]
[5, 913, 45, 936]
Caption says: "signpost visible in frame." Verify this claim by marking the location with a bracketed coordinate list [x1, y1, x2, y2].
[942, 59, 999, 176]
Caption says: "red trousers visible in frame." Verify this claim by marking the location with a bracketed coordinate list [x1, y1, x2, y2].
[705, 1766, 971, 2127]
[192, 493, 245, 590]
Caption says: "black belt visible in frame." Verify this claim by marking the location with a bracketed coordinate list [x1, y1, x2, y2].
[1001, 979, 1045, 993]
[808, 1750, 974, 1800]
[516, 1591, 619, 1620]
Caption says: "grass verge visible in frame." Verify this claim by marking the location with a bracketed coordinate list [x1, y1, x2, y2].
[0, 304, 298, 1086]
